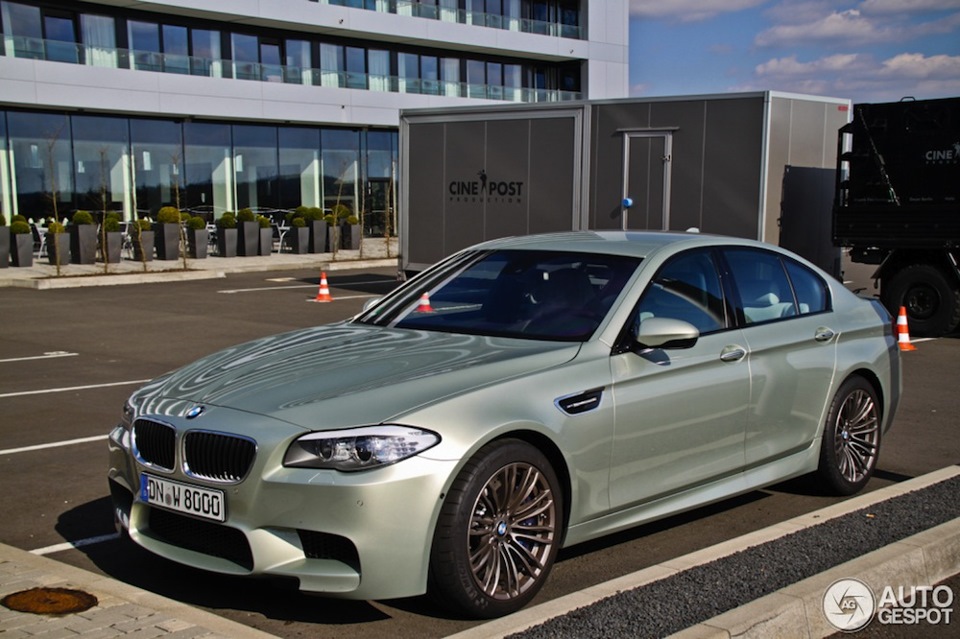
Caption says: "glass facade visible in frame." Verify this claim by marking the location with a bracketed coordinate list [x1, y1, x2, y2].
[0, 110, 398, 237]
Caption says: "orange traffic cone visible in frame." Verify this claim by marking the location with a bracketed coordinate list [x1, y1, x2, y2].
[896, 306, 916, 351]
[310, 272, 332, 303]
[417, 292, 433, 312]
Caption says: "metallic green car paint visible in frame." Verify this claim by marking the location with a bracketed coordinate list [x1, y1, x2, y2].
[108, 231, 901, 603]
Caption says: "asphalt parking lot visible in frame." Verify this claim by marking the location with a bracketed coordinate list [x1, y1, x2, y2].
[0, 265, 958, 638]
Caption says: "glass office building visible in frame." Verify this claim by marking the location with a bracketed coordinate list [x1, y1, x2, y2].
[0, 0, 628, 232]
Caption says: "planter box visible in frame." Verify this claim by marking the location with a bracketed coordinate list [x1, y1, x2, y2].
[309, 220, 328, 253]
[101, 231, 123, 264]
[259, 227, 273, 256]
[154, 222, 181, 260]
[70, 224, 97, 264]
[0, 226, 8, 269]
[132, 230, 155, 262]
[10, 233, 33, 267]
[341, 223, 361, 250]
[237, 221, 259, 256]
[188, 228, 208, 259]
[289, 227, 309, 254]
[216, 228, 237, 257]
[46, 233, 70, 266]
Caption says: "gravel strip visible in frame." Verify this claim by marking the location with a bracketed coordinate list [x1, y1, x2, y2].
[510, 473, 960, 639]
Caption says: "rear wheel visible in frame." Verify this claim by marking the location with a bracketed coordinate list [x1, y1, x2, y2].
[429, 439, 562, 619]
[817, 376, 881, 495]
[882, 264, 960, 337]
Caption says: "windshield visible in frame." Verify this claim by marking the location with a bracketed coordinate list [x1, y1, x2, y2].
[357, 250, 641, 341]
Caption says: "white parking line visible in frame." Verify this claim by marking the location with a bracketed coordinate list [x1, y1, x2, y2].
[0, 351, 79, 363]
[31, 532, 121, 556]
[0, 435, 108, 456]
[0, 379, 150, 400]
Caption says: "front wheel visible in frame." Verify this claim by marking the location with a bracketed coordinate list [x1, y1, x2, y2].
[429, 439, 563, 619]
[816, 376, 881, 495]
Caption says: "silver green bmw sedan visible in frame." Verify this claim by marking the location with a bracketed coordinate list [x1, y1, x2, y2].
[108, 231, 901, 618]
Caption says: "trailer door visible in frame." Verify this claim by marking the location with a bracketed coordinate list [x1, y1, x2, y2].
[622, 132, 673, 231]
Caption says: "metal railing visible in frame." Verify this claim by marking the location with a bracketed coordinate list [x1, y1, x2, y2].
[0, 36, 583, 103]
[317, 0, 585, 40]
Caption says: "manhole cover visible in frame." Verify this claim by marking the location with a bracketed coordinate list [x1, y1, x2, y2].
[1, 587, 98, 615]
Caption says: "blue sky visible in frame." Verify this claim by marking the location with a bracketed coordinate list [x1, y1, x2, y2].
[628, 0, 960, 103]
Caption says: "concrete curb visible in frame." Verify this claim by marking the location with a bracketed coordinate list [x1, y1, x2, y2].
[0, 542, 278, 639]
[0, 257, 399, 289]
[670, 517, 960, 638]
[446, 466, 960, 639]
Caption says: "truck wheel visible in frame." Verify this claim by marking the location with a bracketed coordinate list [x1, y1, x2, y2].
[428, 439, 562, 619]
[882, 264, 960, 337]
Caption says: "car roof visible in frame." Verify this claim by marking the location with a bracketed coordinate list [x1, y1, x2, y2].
[470, 230, 771, 260]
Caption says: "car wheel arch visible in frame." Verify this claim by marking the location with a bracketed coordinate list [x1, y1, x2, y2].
[436, 428, 573, 545]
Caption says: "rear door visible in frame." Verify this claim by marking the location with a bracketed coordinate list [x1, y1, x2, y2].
[722, 247, 838, 469]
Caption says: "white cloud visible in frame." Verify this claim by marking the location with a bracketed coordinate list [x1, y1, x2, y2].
[629, 0, 766, 22]
[877, 52, 960, 78]
[755, 9, 889, 46]
[751, 52, 960, 101]
[755, 53, 867, 76]
[859, 0, 960, 15]
[757, 2, 960, 46]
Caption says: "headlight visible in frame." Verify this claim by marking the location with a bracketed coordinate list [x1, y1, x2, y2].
[283, 425, 440, 471]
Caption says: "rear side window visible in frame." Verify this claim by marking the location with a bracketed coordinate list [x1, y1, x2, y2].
[784, 259, 829, 314]
[725, 248, 829, 325]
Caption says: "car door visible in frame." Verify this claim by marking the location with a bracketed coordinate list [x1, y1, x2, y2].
[608, 248, 750, 509]
[722, 247, 838, 469]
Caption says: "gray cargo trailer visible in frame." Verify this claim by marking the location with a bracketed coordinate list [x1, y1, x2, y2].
[399, 91, 851, 273]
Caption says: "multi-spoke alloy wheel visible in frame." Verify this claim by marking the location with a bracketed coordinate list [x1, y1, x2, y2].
[468, 461, 557, 601]
[818, 376, 882, 495]
[429, 440, 563, 619]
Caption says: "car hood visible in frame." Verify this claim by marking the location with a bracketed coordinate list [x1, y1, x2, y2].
[134, 323, 579, 430]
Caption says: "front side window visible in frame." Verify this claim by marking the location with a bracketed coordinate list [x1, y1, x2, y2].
[634, 250, 727, 336]
[358, 250, 641, 342]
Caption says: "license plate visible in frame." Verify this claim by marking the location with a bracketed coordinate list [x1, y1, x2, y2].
[140, 474, 225, 522]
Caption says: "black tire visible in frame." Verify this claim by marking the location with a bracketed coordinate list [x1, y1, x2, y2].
[817, 376, 881, 496]
[882, 264, 960, 337]
[428, 439, 563, 619]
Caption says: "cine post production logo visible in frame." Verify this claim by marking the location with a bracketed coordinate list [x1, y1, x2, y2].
[823, 578, 955, 632]
[448, 170, 525, 204]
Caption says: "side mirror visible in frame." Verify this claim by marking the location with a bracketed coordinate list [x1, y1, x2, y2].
[635, 317, 699, 350]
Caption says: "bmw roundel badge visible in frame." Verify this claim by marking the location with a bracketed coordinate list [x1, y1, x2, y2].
[185, 405, 205, 419]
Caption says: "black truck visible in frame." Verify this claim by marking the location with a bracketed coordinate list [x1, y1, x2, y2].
[833, 97, 960, 336]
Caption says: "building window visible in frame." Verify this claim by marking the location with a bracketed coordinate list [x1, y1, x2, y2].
[6, 111, 73, 220]
[72, 115, 129, 214]
[190, 28, 221, 77]
[131, 118, 183, 215]
[80, 14, 116, 68]
[1, 1, 43, 60]
[233, 124, 279, 211]
[42, 11, 77, 63]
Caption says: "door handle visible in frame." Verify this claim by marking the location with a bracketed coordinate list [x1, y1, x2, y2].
[815, 327, 836, 342]
[720, 346, 747, 362]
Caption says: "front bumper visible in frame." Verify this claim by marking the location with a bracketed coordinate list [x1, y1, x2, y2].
[107, 410, 457, 601]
